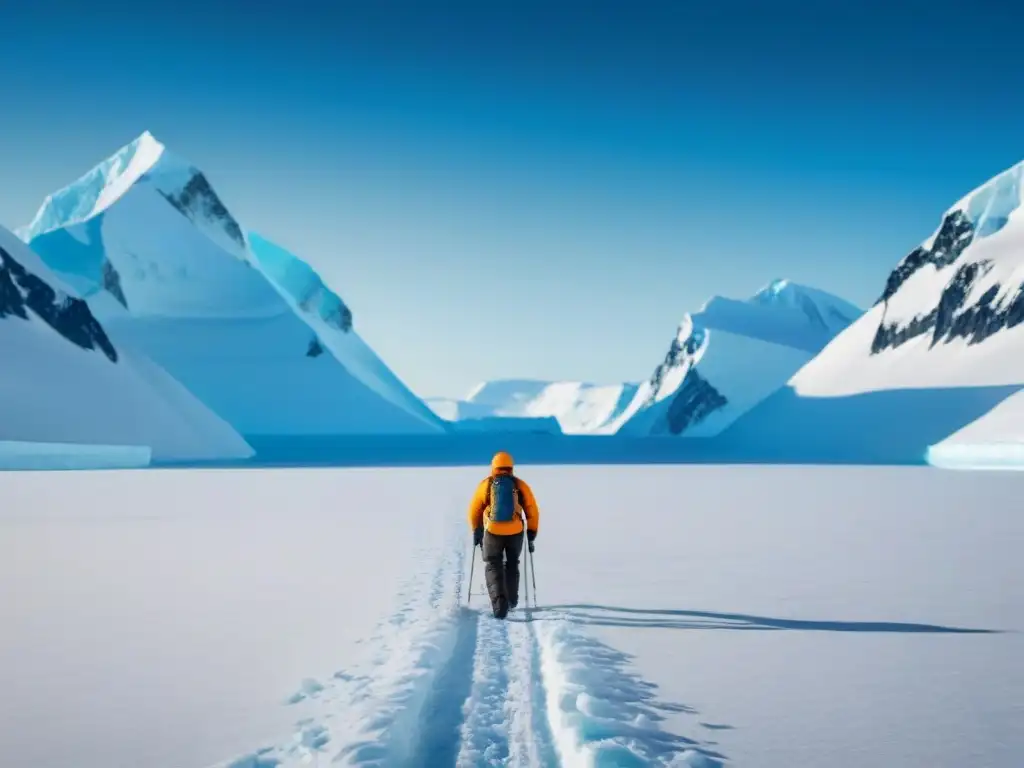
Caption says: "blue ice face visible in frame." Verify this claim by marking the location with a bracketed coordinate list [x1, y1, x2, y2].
[28, 216, 111, 301]
[248, 232, 353, 332]
[21, 138, 144, 241]
[964, 165, 1022, 240]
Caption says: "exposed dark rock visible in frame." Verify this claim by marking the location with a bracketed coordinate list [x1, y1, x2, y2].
[0, 246, 118, 362]
[159, 171, 246, 249]
[866, 206, 1020, 354]
[298, 284, 353, 333]
[0, 257, 27, 320]
[646, 324, 704, 405]
[642, 323, 729, 434]
[307, 336, 324, 358]
[102, 259, 128, 308]
[875, 210, 975, 306]
[871, 255, 1024, 353]
[322, 301, 353, 333]
[663, 368, 729, 435]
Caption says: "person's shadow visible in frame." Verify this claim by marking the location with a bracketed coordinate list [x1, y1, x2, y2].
[520, 604, 1003, 633]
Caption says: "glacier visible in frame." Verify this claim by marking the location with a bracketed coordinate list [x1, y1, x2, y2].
[19, 132, 446, 440]
[427, 379, 639, 434]
[926, 387, 1024, 469]
[0, 225, 253, 465]
[0, 440, 151, 470]
[613, 279, 862, 437]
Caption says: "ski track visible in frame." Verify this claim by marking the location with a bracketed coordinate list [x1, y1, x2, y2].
[221, 524, 724, 768]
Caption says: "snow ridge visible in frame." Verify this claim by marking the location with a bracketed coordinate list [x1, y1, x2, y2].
[20, 131, 248, 259]
[18, 132, 164, 240]
[247, 233, 445, 431]
[248, 233, 352, 333]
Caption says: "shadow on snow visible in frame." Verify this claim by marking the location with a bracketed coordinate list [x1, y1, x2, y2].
[529, 604, 1004, 634]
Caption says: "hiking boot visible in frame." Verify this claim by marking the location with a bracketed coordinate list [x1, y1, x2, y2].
[492, 595, 509, 620]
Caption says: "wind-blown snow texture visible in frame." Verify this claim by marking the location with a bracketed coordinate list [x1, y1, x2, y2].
[19, 132, 444, 438]
[615, 280, 861, 437]
[722, 160, 1024, 464]
[0, 225, 252, 464]
[428, 380, 639, 435]
[0, 465, 1017, 768]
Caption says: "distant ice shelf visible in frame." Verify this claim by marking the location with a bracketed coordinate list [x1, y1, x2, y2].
[926, 442, 1024, 470]
[0, 441, 152, 470]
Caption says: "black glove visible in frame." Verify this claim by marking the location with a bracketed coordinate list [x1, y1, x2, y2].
[526, 528, 536, 552]
[473, 527, 484, 547]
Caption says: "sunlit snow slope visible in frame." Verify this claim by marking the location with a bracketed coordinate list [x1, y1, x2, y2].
[722, 161, 1024, 463]
[427, 379, 639, 434]
[614, 280, 861, 437]
[20, 132, 444, 437]
[0, 226, 252, 463]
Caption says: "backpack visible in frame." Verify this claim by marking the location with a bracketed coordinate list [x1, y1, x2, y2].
[487, 474, 523, 524]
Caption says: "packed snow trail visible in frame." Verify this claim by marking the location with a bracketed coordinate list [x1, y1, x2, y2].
[221, 520, 722, 768]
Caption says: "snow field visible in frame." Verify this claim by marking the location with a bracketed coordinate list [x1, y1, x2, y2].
[1, 465, 1019, 768]
[235, 513, 701, 768]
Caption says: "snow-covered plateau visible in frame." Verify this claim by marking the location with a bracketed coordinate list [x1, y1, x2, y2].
[0, 465, 1018, 768]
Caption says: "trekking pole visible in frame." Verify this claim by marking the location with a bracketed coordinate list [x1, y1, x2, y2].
[523, 539, 530, 610]
[528, 538, 538, 608]
[467, 541, 477, 605]
[521, 515, 531, 611]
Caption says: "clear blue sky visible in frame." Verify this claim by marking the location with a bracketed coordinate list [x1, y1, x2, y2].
[4, 0, 1024, 398]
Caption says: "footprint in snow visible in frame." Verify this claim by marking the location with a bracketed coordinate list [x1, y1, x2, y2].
[284, 677, 325, 705]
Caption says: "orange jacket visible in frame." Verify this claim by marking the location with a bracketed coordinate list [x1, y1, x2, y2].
[467, 472, 540, 536]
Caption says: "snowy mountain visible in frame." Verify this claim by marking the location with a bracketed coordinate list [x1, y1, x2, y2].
[0, 225, 253, 463]
[720, 160, 1024, 463]
[19, 131, 445, 437]
[612, 280, 862, 437]
[426, 379, 640, 434]
[247, 233, 444, 429]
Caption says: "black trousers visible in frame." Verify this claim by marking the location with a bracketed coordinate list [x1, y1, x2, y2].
[482, 530, 524, 615]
